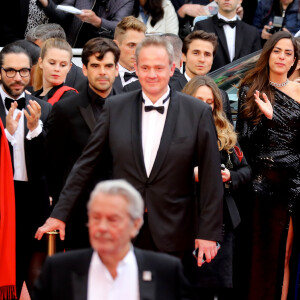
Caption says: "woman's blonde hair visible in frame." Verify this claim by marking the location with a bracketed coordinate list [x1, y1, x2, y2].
[33, 38, 72, 91]
[182, 75, 237, 152]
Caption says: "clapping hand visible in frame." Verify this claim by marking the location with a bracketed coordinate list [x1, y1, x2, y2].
[24, 100, 42, 131]
[254, 90, 273, 119]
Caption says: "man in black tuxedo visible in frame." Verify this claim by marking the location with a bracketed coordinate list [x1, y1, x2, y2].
[194, 0, 261, 71]
[33, 179, 192, 300]
[113, 16, 146, 93]
[44, 37, 120, 249]
[0, 44, 52, 298]
[36, 36, 223, 268]
[182, 30, 233, 123]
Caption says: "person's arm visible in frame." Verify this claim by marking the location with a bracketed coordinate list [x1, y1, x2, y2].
[195, 105, 224, 267]
[38, 0, 75, 22]
[35, 100, 111, 241]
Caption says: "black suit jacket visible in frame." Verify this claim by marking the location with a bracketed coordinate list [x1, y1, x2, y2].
[65, 64, 87, 93]
[194, 15, 261, 71]
[51, 89, 223, 252]
[44, 84, 111, 248]
[33, 248, 193, 300]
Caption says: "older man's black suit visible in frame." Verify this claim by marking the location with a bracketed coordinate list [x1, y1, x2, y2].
[33, 248, 193, 300]
[50, 89, 223, 253]
[194, 15, 261, 71]
[45, 84, 112, 249]
[0, 93, 52, 296]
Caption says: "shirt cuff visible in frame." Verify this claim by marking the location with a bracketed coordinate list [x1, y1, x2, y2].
[4, 128, 17, 146]
[26, 120, 43, 140]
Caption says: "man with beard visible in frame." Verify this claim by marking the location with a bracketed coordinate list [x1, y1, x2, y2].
[44, 37, 119, 250]
[0, 43, 52, 298]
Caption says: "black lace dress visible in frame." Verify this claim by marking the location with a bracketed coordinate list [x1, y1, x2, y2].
[236, 85, 300, 300]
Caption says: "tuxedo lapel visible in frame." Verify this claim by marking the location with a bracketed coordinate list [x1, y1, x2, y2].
[212, 16, 230, 62]
[71, 250, 91, 300]
[135, 249, 156, 300]
[131, 92, 148, 179]
[0, 96, 7, 127]
[234, 21, 243, 60]
[78, 104, 96, 132]
[148, 90, 179, 182]
[24, 94, 31, 136]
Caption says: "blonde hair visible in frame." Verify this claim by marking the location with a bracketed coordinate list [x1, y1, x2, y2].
[33, 38, 72, 91]
[182, 75, 237, 152]
[114, 16, 146, 43]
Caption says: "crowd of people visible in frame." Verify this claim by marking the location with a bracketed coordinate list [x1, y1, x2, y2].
[0, 0, 300, 300]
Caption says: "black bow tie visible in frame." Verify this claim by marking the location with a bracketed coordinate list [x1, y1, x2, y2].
[124, 72, 138, 82]
[4, 97, 26, 111]
[217, 18, 237, 28]
[144, 105, 164, 114]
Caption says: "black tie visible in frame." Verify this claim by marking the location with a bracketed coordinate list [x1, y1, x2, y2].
[4, 97, 26, 111]
[217, 18, 237, 28]
[144, 105, 164, 114]
[124, 72, 138, 82]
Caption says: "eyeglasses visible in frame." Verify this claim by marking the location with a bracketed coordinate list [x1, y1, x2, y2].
[1, 67, 31, 78]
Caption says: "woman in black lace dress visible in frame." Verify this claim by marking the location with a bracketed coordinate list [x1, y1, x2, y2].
[237, 31, 300, 300]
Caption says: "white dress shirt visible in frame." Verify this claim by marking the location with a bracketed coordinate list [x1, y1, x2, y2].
[218, 12, 238, 62]
[87, 248, 139, 300]
[0, 85, 42, 181]
[142, 87, 170, 177]
[184, 72, 191, 82]
[118, 63, 139, 87]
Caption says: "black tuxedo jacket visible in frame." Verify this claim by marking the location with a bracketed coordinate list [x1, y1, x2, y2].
[33, 248, 193, 300]
[194, 15, 261, 71]
[44, 84, 112, 248]
[51, 89, 223, 252]
[65, 64, 87, 93]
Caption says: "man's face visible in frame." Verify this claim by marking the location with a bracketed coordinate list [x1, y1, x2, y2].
[82, 52, 119, 97]
[88, 193, 141, 257]
[183, 39, 214, 79]
[0, 53, 31, 99]
[215, 0, 242, 15]
[135, 45, 175, 103]
[115, 29, 145, 71]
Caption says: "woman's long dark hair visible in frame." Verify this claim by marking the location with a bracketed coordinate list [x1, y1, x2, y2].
[239, 31, 298, 124]
[133, 0, 164, 28]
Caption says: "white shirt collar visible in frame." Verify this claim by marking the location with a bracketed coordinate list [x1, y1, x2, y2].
[184, 72, 191, 82]
[0, 85, 26, 112]
[217, 12, 238, 22]
[142, 86, 170, 107]
[118, 63, 134, 74]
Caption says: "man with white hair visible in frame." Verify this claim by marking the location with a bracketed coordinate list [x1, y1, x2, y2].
[33, 179, 192, 300]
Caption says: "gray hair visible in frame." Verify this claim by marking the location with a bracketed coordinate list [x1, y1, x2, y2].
[163, 33, 182, 68]
[25, 23, 66, 43]
[87, 180, 144, 221]
[135, 36, 174, 66]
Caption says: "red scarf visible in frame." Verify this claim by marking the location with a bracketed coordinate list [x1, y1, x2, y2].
[0, 119, 16, 300]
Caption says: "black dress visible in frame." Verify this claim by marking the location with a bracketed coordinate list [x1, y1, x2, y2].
[236, 85, 300, 300]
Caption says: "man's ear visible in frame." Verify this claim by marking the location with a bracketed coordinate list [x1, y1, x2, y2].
[82, 64, 88, 77]
[182, 53, 187, 63]
[113, 39, 120, 47]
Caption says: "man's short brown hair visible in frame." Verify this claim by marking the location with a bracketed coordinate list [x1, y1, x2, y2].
[114, 16, 146, 42]
[182, 30, 218, 56]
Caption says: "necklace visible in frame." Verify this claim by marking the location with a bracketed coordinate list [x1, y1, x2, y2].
[269, 79, 289, 88]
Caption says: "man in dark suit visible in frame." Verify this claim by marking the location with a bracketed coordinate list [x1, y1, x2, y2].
[194, 0, 261, 71]
[0, 44, 52, 298]
[33, 179, 192, 300]
[182, 30, 233, 123]
[36, 36, 223, 268]
[113, 16, 146, 93]
[44, 37, 120, 249]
